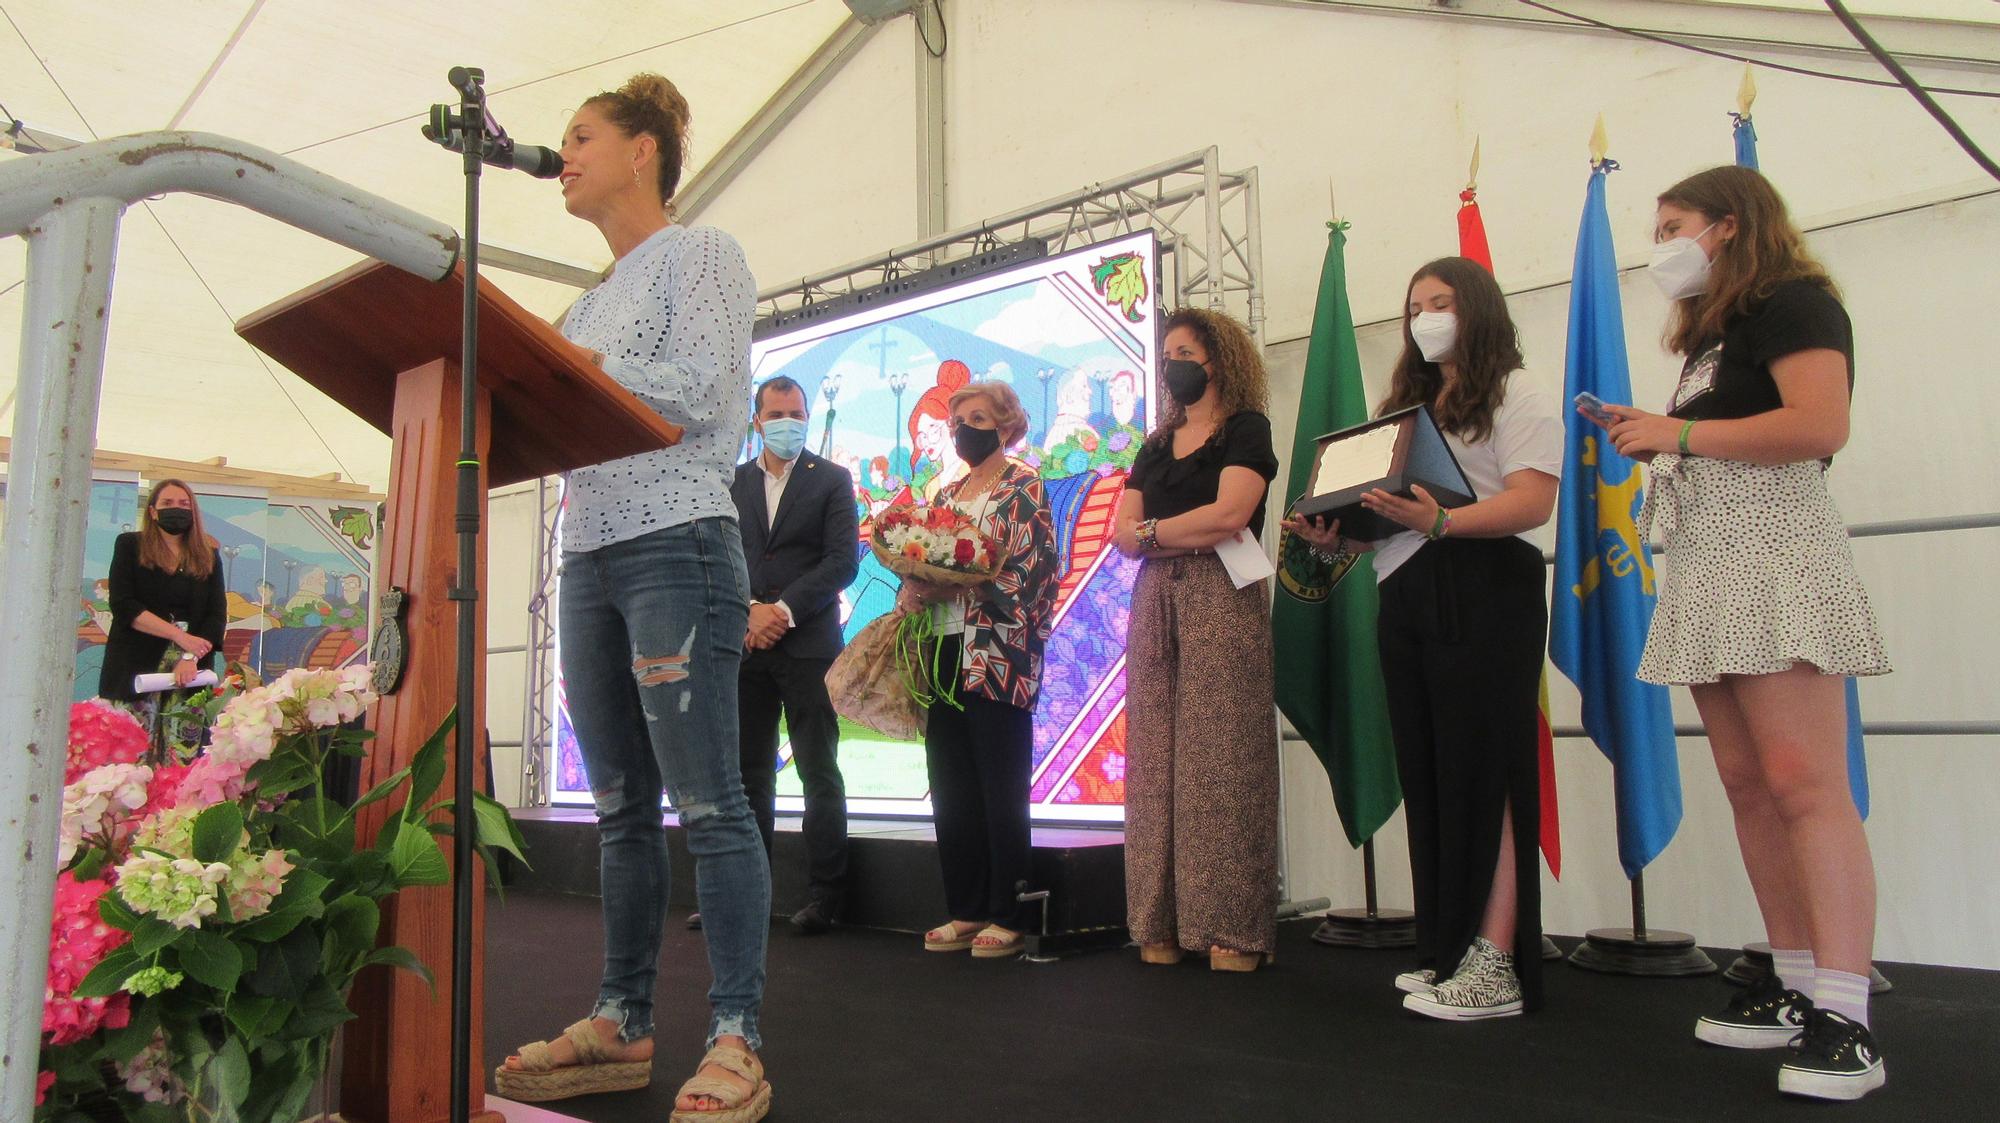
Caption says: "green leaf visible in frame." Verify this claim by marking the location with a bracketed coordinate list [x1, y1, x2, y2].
[247, 925, 321, 1001]
[211, 1036, 253, 1112]
[70, 846, 109, 881]
[73, 947, 142, 999]
[225, 993, 282, 1040]
[402, 707, 458, 818]
[364, 945, 436, 993]
[245, 753, 320, 799]
[336, 849, 396, 899]
[129, 1101, 184, 1123]
[131, 917, 180, 957]
[320, 895, 380, 972]
[279, 976, 358, 1041]
[349, 763, 412, 814]
[98, 890, 142, 932]
[473, 791, 531, 868]
[174, 928, 245, 993]
[102, 997, 163, 1062]
[388, 819, 450, 887]
[191, 802, 246, 864]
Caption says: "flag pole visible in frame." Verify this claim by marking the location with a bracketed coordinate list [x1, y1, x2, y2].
[1312, 837, 1415, 948]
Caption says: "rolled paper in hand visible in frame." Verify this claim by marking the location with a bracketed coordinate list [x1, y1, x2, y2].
[133, 669, 220, 695]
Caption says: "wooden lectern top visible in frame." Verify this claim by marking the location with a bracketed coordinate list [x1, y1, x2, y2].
[235, 259, 681, 488]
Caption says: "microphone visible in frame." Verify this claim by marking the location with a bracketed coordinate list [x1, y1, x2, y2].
[422, 112, 563, 179]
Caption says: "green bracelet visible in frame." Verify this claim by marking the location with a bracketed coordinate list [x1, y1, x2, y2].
[1429, 507, 1449, 540]
[1678, 419, 1697, 456]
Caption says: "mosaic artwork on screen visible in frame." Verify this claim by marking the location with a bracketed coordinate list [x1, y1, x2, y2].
[552, 231, 1159, 822]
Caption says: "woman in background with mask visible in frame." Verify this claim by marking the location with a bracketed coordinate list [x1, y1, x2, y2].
[1114, 307, 1281, 971]
[100, 479, 227, 703]
[1285, 258, 1559, 1016]
[899, 381, 1059, 960]
[1592, 166, 1889, 1102]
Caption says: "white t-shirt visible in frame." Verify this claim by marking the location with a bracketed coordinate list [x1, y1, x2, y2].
[1371, 373, 1563, 582]
[559, 224, 755, 554]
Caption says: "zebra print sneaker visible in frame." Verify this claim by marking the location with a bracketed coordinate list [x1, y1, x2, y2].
[1394, 968, 1437, 995]
[1403, 937, 1523, 1021]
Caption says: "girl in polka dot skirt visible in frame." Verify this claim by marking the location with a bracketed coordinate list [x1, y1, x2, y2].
[1593, 165, 1890, 1104]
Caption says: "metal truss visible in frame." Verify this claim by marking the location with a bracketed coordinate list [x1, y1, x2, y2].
[755, 146, 1267, 344]
[517, 476, 563, 806]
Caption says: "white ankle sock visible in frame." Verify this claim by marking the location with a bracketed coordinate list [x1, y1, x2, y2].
[1771, 947, 1816, 995]
[1815, 968, 1871, 1028]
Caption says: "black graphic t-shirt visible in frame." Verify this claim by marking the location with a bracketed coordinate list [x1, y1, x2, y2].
[1669, 279, 1853, 421]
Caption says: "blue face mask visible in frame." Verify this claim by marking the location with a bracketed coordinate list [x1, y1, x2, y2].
[760, 416, 808, 460]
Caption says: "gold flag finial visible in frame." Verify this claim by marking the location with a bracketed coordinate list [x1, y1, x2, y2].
[1589, 113, 1609, 165]
[1467, 137, 1482, 191]
[1737, 65, 1758, 117]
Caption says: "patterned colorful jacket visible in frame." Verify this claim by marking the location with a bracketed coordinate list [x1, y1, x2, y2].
[936, 458, 1060, 710]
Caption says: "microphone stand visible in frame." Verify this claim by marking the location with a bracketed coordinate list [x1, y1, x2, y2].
[430, 63, 488, 1123]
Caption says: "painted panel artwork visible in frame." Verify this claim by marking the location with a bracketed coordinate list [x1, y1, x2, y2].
[551, 231, 1159, 822]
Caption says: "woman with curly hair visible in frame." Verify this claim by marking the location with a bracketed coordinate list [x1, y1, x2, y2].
[1114, 306, 1281, 971]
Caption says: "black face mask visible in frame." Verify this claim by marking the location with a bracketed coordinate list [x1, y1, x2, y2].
[155, 508, 193, 536]
[1163, 359, 1210, 406]
[953, 423, 1002, 466]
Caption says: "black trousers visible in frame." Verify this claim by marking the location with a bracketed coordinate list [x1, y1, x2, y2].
[924, 636, 1034, 931]
[738, 647, 849, 910]
[1377, 535, 1546, 1010]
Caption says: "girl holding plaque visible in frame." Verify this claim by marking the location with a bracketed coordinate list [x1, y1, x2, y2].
[1285, 258, 1561, 1019]
[1595, 166, 1890, 1102]
[1115, 307, 1282, 972]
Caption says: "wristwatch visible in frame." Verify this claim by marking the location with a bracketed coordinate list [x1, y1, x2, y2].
[179, 652, 197, 662]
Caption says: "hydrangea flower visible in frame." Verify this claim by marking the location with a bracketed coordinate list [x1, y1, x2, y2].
[114, 854, 231, 930]
[58, 762, 154, 865]
[65, 700, 148, 783]
[43, 872, 132, 1046]
[121, 965, 185, 997]
[119, 1029, 184, 1104]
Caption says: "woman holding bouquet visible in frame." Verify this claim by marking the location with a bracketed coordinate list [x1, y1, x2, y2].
[897, 381, 1059, 959]
[1114, 307, 1281, 971]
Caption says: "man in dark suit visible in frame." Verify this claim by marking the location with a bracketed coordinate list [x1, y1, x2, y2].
[730, 375, 860, 935]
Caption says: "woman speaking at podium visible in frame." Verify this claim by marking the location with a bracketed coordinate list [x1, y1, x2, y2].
[1598, 166, 1890, 1102]
[494, 74, 773, 1123]
[1285, 258, 1560, 1021]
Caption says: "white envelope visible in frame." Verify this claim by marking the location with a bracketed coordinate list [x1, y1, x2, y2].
[1213, 528, 1275, 589]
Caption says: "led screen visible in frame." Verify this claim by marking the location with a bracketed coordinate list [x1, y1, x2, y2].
[552, 230, 1159, 822]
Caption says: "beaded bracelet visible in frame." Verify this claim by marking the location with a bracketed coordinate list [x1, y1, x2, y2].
[1136, 518, 1162, 552]
[1678, 419, 1697, 456]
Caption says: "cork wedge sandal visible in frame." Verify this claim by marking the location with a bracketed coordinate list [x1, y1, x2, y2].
[669, 1043, 772, 1123]
[493, 1018, 652, 1103]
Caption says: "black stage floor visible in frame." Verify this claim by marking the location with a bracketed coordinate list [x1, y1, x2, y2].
[484, 891, 1997, 1122]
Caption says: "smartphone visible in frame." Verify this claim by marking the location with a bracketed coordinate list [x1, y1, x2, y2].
[1574, 391, 1616, 424]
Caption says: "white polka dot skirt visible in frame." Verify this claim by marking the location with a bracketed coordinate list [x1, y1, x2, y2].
[1637, 453, 1891, 686]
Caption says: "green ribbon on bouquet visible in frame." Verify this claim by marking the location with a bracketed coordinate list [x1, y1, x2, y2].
[894, 608, 962, 713]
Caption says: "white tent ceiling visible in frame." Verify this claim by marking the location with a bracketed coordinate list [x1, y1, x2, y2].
[0, 0, 853, 490]
[3, 0, 1994, 491]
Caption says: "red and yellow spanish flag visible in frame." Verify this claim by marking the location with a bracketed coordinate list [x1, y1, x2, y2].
[1458, 150, 1562, 878]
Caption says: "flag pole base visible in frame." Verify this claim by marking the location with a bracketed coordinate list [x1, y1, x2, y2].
[1541, 936, 1563, 961]
[1310, 908, 1415, 949]
[1567, 928, 1717, 977]
[1723, 940, 1893, 995]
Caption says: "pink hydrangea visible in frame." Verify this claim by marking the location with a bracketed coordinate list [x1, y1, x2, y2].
[118, 1029, 185, 1104]
[64, 700, 148, 784]
[225, 849, 294, 919]
[44, 872, 132, 1046]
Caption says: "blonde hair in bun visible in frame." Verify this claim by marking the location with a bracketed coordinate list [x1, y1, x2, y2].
[585, 72, 692, 205]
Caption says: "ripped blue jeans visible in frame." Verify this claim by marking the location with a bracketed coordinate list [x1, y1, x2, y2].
[558, 517, 769, 1049]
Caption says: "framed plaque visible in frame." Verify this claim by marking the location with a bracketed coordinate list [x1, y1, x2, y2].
[1288, 404, 1474, 541]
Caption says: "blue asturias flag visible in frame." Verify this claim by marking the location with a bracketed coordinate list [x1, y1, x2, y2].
[1549, 159, 1682, 879]
[1731, 113, 1869, 817]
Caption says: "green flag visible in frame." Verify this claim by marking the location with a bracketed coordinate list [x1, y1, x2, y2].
[1271, 222, 1402, 848]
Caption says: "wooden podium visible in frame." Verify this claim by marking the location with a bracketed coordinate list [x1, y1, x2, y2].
[237, 260, 680, 1123]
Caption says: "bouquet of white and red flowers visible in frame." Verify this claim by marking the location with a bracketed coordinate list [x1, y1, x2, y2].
[869, 502, 1003, 588]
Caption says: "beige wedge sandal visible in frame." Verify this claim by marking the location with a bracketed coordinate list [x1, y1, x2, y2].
[669, 1043, 772, 1123]
[493, 1018, 652, 1102]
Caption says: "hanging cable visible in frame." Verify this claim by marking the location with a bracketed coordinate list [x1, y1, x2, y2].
[916, 0, 947, 59]
[1514, 0, 2000, 100]
[1822, 0, 2000, 184]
